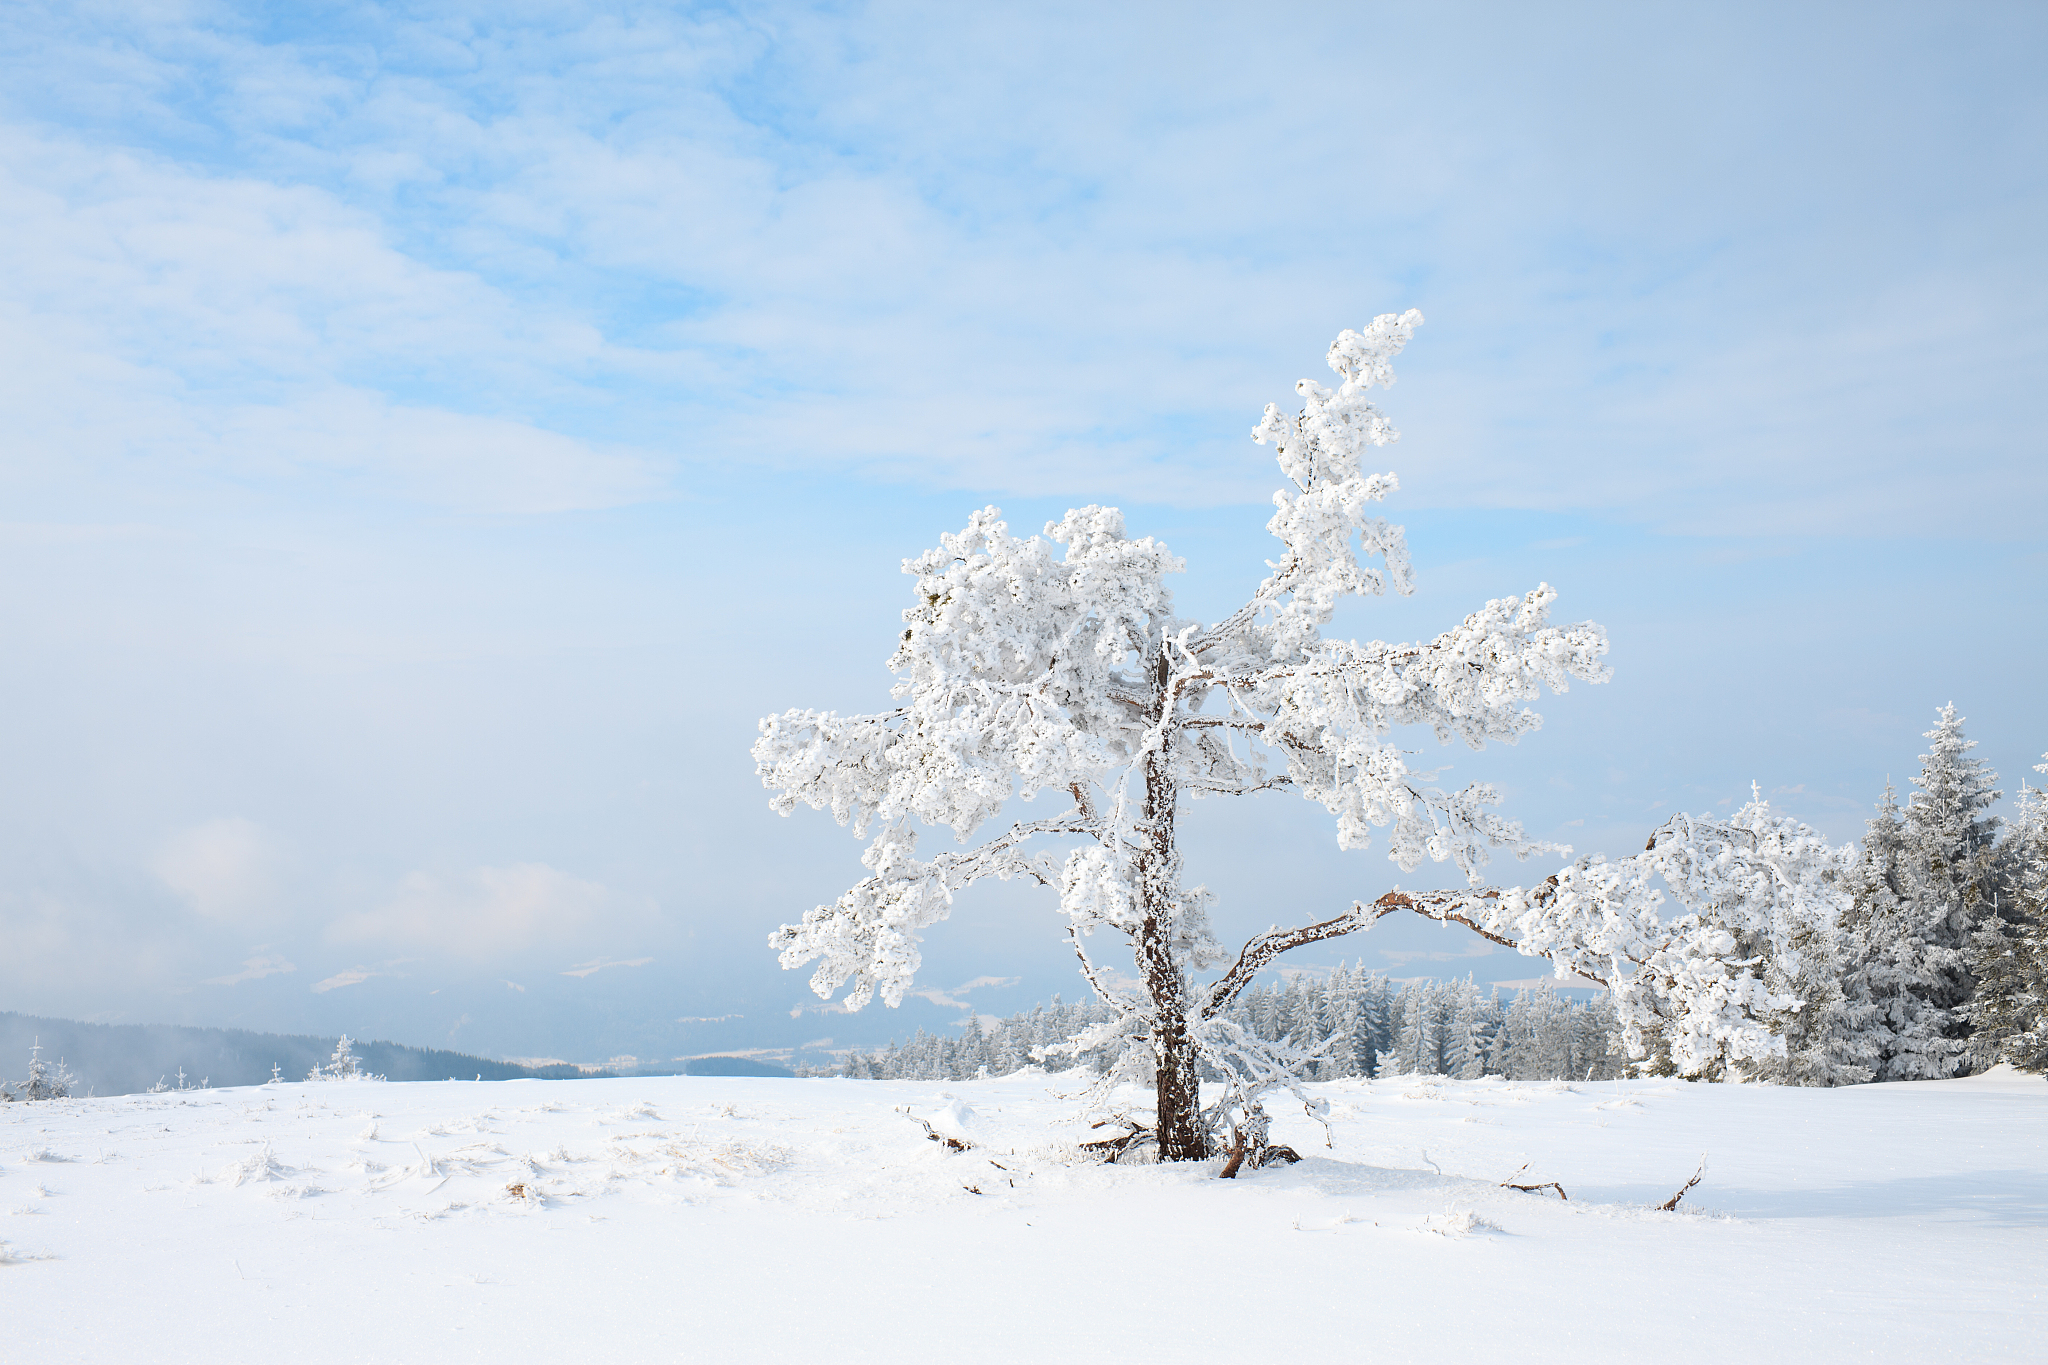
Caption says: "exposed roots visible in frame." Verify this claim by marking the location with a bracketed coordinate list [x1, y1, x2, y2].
[1217, 1126, 1301, 1179]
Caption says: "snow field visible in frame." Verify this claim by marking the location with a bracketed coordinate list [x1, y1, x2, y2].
[5, 1069, 2044, 1362]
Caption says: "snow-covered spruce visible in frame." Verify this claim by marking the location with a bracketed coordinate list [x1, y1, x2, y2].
[754, 313, 1626, 1160]
[1837, 706, 2011, 1080]
[1964, 749, 2048, 1072]
[305, 1035, 385, 1083]
[2, 1037, 78, 1102]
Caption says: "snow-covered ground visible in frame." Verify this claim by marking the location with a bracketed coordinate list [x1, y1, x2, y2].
[5, 1069, 2043, 1362]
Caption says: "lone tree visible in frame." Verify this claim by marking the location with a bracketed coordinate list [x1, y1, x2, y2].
[756, 313, 1838, 1159]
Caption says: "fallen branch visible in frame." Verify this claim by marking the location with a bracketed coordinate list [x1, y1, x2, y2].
[1657, 1155, 1707, 1211]
[1498, 1164, 1568, 1201]
[1078, 1130, 1150, 1162]
[1078, 1114, 1154, 1163]
[897, 1107, 973, 1152]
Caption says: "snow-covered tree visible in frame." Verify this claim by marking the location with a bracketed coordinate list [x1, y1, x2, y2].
[2, 1037, 76, 1102]
[1377, 794, 1859, 1081]
[1839, 784, 1949, 1077]
[1842, 707, 2003, 1079]
[756, 312, 1614, 1159]
[1967, 754, 2048, 1071]
[306, 1034, 384, 1083]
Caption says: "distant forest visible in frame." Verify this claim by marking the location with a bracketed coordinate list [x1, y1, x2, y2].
[0, 1013, 789, 1097]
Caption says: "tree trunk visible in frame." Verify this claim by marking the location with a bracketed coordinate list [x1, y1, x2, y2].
[1151, 1010, 1207, 1160]
[1138, 646, 1208, 1161]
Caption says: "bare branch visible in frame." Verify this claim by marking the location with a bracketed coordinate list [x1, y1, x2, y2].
[1657, 1156, 1708, 1211]
[1066, 926, 1147, 1020]
[1499, 1164, 1569, 1200]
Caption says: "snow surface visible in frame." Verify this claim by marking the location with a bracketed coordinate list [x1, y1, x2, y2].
[5, 1070, 2044, 1362]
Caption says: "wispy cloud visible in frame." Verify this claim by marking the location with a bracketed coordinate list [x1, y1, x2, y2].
[904, 975, 1021, 1015]
[560, 957, 652, 980]
[310, 957, 414, 994]
[202, 954, 294, 987]
[311, 967, 375, 994]
[3, 8, 2035, 533]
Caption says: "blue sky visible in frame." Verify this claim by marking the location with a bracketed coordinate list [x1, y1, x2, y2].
[1, 2, 2042, 1065]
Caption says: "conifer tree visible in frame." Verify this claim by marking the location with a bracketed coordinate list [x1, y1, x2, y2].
[1967, 756, 2048, 1070]
[1845, 708, 2003, 1078]
[1444, 982, 1487, 1080]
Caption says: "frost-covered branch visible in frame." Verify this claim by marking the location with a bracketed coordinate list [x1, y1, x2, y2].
[1200, 903, 1400, 1019]
[1373, 799, 1854, 1076]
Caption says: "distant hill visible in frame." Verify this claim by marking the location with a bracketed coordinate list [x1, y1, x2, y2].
[0, 1012, 789, 1096]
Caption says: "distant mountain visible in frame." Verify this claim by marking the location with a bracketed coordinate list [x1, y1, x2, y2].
[0, 1012, 789, 1096]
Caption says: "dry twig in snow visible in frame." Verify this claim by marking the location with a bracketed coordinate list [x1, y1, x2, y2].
[1657, 1156, 1708, 1211]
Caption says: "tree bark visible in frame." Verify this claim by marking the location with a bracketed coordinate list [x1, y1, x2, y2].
[1150, 1005, 1206, 1160]
[1137, 662, 1208, 1162]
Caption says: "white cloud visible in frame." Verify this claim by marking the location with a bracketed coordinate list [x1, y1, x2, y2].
[153, 818, 281, 924]
[202, 954, 294, 986]
[904, 975, 1022, 1015]
[4, 18, 2035, 537]
[560, 957, 652, 979]
[311, 967, 375, 994]
[328, 863, 607, 957]
[0, 126, 666, 518]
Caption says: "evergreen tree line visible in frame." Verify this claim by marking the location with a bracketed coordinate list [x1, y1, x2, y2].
[836, 973, 1625, 1084]
[838, 707, 2048, 1088]
[1778, 706, 2048, 1083]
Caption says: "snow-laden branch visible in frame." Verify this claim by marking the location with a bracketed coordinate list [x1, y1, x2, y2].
[769, 811, 1090, 1010]
[1199, 903, 1400, 1019]
[1375, 797, 1855, 1075]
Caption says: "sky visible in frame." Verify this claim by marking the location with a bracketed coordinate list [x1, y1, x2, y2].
[1, 1, 2043, 1067]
